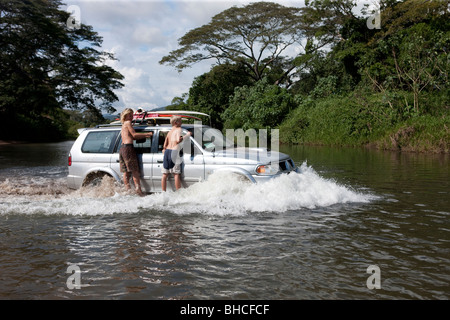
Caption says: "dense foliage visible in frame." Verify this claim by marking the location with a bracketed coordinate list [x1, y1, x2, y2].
[223, 78, 296, 131]
[0, 0, 123, 141]
[160, 2, 305, 85]
[2, 0, 448, 152]
[166, 0, 449, 152]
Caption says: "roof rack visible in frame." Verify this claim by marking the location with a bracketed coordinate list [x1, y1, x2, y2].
[105, 110, 211, 127]
[147, 110, 210, 118]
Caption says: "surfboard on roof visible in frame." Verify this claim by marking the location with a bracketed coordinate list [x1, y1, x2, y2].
[110, 110, 210, 126]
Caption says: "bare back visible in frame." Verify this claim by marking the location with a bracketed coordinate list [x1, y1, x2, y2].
[165, 127, 182, 150]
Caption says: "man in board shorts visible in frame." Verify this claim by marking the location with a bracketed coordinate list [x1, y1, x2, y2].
[119, 108, 152, 196]
[119, 144, 139, 175]
[162, 148, 181, 175]
[161, 116, 191, 191]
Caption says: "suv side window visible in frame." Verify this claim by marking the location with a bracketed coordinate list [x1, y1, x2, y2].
[133, 136, 152, 154]
[81, 131, 118, 153]
[115, 130, 154, 154]
[157, 130, 168, 153]
[156, 129, 202, 155]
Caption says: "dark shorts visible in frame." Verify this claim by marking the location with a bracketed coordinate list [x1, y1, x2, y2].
[162, 149, 181, 174]
[119, 144, 140, 173]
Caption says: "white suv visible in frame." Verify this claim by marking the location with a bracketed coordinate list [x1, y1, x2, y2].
[67, 111, 298, 193]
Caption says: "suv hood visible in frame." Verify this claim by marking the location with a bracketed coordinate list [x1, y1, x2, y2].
[213, 147, 289, 164]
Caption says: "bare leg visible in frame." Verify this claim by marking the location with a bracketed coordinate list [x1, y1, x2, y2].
[174, 173, 181, 190]
[132, 171, 144, 197]
[123, 172, 131, 190]
[161, 173, 168, 192]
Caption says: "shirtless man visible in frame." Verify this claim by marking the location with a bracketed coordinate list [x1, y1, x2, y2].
[119, 108, 153, 196]
[161, 116, 191, 191]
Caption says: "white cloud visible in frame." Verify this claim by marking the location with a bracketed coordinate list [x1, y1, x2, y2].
[65, 0, 308, 113]
[132, 26, 165, 46]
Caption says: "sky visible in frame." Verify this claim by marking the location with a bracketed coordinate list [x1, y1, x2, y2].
[64, 0, 373, 114]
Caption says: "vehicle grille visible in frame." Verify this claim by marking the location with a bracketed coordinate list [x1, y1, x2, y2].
[278, 159, 296, 172]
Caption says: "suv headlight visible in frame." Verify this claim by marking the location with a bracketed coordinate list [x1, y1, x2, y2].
[256, 164, 279, 175]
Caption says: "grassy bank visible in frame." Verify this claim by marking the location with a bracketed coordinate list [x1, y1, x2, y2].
[279, 92, 449, 153]
[373, 115, 449, 153]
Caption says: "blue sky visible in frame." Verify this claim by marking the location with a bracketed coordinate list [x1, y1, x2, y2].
[64, 0, 372, 114]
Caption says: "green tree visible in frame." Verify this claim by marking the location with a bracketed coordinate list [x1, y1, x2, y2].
[360, 0, 449, 115]
[186, 63, 253, 130]
[301, 0, 360, 48]
[160, 2, 305, 85]
[223, 78, 295, 130]
[165, 94, 189, 111]
[287, 0, 370, 97]
[0, 0, 123, 140]
[392, 23, 449, 113]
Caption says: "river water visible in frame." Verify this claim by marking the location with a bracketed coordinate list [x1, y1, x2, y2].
[0, 141, 448, 300]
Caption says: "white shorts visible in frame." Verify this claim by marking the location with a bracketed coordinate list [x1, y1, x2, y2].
[161, 163, 181, 174]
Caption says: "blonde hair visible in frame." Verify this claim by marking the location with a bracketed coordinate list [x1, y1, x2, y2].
[120, 108, 134, 123]
[170, 115, 182, 125]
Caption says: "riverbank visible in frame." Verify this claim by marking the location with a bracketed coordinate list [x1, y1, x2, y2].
[279, 93, 450, 154]
[280, 118, 449, 154]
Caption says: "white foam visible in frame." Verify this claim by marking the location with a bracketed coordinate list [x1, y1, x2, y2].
[144, 162, 377, 215]
[0, 162, 378, 216]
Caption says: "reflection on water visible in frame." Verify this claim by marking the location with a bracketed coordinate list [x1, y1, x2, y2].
[0, 141, 74, 169]
[0, 142, 449, 299]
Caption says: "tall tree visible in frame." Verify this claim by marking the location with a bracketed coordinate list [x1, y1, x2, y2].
[160, 1, 305, 85]
[223, 77, 296, 130]
[186, 63, 253, 130]
[300, 0, 359, 47]
[360, 0, 449, 114]
[0, 0, 123, 140]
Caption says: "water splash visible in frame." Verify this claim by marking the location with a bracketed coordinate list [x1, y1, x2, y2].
[0, 162, 377, 216]
[145, 162, 377, 215]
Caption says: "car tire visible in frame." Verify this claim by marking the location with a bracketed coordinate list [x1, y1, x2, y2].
[83, 172, 111, 187]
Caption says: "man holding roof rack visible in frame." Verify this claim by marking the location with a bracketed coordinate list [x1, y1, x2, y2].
[119, 108, 153, 196]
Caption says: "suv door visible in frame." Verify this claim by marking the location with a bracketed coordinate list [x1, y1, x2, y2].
[151, 129, 205, 191]
[111, 129, 155, 192]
